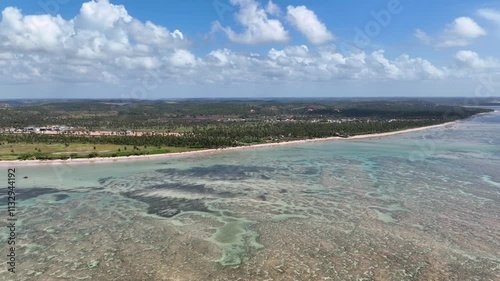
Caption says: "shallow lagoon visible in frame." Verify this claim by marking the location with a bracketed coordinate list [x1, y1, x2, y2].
[1, 110, 499, 280]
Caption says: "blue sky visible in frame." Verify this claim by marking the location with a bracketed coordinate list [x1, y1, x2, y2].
[0, 0, 499, 98]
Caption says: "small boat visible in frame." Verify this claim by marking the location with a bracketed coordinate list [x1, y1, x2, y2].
[23, 176, 28, 179]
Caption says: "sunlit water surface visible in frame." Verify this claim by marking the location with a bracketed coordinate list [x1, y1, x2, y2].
[1, 109, 499, 280]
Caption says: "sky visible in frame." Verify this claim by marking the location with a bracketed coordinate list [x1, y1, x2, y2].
[0, 0, 500, 99]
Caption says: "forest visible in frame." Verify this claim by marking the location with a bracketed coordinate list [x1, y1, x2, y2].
[0, 99, 492, 160]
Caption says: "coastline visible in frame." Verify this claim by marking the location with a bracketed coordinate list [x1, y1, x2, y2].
[0, 121, 457, 166]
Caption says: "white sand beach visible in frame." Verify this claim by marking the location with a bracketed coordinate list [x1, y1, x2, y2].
[0, 121, 457, 166]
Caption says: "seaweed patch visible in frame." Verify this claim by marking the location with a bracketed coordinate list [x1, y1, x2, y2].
[122, 191, 212, 218]
[156, 165, 275, 180]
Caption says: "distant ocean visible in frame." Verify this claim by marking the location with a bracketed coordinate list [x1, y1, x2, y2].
[2, 107, 499, 280]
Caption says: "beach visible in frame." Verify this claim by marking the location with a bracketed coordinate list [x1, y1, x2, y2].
[0, 121, 457, 166]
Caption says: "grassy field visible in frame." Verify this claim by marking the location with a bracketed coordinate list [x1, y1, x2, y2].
[0, 143, 201, 160]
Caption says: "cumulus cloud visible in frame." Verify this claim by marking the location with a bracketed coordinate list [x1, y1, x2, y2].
[75, 0, 132, 30]
[416, 17, 486, 48]
[265, 0, 281, 16]
[0, 0, 190, 83]
[0, 0, 187, 56]
[444, 17, 486, 39]
[0, 7, 72, 52]
[455, 50, 499, 68]
[1, 0, 496, 87]
[394, 54, 446, 79]
[199, 46, 448, 83]
[169, 49, 198, 68]
[286, 5, 334, 45]
[213, 0, 289, 44]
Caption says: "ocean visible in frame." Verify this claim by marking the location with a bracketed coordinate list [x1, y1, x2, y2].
[2, 108, 499, 280]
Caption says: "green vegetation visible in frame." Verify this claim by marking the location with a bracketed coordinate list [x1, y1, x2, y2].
[0, 143, 199, 160]
[0, 99, 492, 160]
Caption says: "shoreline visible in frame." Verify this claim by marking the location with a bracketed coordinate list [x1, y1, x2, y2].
[0, 121, 458, 166]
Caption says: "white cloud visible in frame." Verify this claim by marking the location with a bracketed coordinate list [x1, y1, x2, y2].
[75, 0, 132, 31]
[128, 21, 185, 47]
[455, 50, 499, 68]
[0, 0, 187, 56]
[265, 0, 281, 16]
[2, 0, 498, 88]
[114, 56, 160, 70]
[394, 54, 446, 79]
[414, 29, 432, 45]
[446, 17, 486, 38]
[207, 49, 232, 67]
[169, 49, 197, 68]
[283, 45, 309, 57]
[0, 0, 190, 83]
[0, 7, 71, 52]
[198, 46, 448, 82]
[478, 8, 500, 25]
[286, 5, 334, 45]
[416, 17, 487, 48]
[213, 0, 289, 44]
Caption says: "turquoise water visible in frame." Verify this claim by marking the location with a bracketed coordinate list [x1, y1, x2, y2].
[1, 109, 499, 280]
